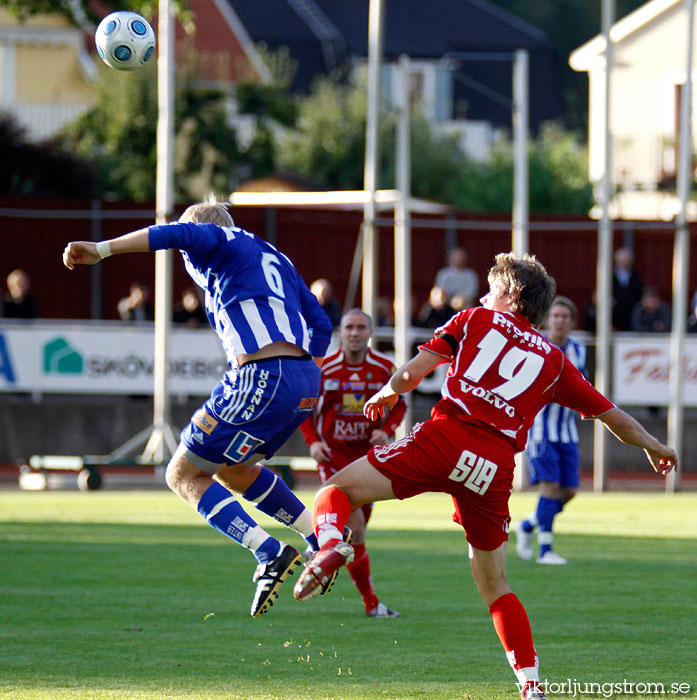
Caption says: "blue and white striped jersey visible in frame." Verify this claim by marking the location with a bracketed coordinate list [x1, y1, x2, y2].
[528, 335, 587, 445]
[149, 222, 333, 368]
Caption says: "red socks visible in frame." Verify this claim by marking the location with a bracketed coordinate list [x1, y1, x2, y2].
[347, 543, 379, 612]
[312, 485, 352, 548]
[489, 592, 538, 674]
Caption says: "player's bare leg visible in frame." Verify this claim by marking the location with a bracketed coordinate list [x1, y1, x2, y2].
[293, 457, 395, 602]
[166, 445, 300, 618]
[470, 544, 545, 700]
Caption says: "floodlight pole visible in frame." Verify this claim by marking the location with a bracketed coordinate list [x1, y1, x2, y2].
[593, 0, 615, 493]
[395, 54, 412, 434]
[666, 0, 694, 494]
[512, 49, 529, 258]
[362, 0, 384, 321]
[142, 0, 177, 462]
[511, 49, 529, 491]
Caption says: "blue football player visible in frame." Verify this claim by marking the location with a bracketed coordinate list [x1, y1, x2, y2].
[63, 200, 333, 617]
[513, 296, 586, 565]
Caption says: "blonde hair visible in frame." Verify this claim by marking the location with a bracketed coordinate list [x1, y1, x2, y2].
[487, 252, 556, 327]
[179, 197, 234, 227]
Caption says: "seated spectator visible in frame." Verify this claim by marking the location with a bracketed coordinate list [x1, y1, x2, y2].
[435, 247, 478, 308]
[117, 282, 154, 321]
[3, 269, 37, 319]
[416, 286, 454, 328]
[583, 291, 597, 334]
[310, 278, 342, 328]
[688, 295, 697, 334]
[173, 287, 208, 327]
[375, 296, 395, 326]
[630, 287, 671, 333]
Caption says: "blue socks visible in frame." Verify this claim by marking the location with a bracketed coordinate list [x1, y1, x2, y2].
[243, 467, 319, 551]
[197, 482, 280, 564]
[535, 496, 563, 555]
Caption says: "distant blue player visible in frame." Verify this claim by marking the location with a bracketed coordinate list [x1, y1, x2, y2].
[63, 200, 333, 617]
[513, 296, 585, 565]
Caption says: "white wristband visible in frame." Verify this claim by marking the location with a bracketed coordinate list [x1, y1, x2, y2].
[96, 240, 113, 259]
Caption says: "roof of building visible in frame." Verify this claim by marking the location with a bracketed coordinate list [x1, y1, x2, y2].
[569, 0, 681, 70]
[226, 0, 563, 130]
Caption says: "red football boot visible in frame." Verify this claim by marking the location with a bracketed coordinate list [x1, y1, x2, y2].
[293, 541, 355, 602]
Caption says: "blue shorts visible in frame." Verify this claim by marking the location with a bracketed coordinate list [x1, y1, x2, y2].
[526, 440, 580, 488]
[180, 355, 320, 473]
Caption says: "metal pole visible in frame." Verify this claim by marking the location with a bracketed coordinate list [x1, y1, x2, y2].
[143, 0, 176, 463]
[512, 49, 529, 491]
[666, 0, 694, 493]
[362, 0, 384, 321]
[395, 54, 412, 435]
[512, 49, 529, 258]
[593, 0, 615, 493]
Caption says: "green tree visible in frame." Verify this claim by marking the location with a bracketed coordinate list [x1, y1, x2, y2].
[0, 0, 190, 27]
[62, 63, 240, 202]
[278, 74, 466, 201]
[234, 45, 299, 180]
[454, 123, 593, 215]
[0, 112, 96, 196]
[278, 75, 378, 190]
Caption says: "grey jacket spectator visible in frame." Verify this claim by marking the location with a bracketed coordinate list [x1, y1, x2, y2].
[435, 248, 478, 308]
[630, 288, 671, 333]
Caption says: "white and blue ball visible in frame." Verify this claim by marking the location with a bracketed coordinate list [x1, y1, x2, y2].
[95, 11, 155, 72]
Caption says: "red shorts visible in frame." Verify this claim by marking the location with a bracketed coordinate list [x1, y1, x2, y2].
[367, 415, 515, 551]
[318, 452, 373, 525]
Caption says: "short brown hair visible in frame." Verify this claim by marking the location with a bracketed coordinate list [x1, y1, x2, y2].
[487, 252, 556, 327]
[179, 199, 234, 227]
[340, 308, 373, 329]
[549, 295, 577, 322]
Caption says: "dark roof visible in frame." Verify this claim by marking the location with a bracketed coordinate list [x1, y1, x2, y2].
[228, 0, 563, 130]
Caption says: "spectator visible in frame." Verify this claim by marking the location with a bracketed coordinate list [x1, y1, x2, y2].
[310, 278, 342, 328]
[583, 290, 597, 334]
[435, 247, 478, 308]
[612, 247, 643, 330]
[375, 296, 394, 326]
[688, 295, 697, 334]
[117, 282, 154, 321]
[173, 287, 208, 327]
[630, 287, 671, 333]
[450, 294, 470, 313]
[3, 269, 38, 319]
[416, 286, 454, 328]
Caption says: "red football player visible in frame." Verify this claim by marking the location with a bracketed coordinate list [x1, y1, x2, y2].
[294, 253, 677, 700]
[300, 308, 406, 617]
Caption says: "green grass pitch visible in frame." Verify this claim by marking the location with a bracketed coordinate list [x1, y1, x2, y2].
[0, 490, 695, 700]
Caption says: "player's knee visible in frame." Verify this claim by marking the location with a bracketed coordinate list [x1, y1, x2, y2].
[560, 488, 577, 504]
[165, 460, 182, 493]
[165, 455, 197, 495]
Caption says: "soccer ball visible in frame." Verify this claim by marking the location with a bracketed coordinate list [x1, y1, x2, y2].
[95, 11, 156, 71]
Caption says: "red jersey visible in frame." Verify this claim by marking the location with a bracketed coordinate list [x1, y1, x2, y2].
[300, 347, 407, 466]
[420, 307, 614, 452]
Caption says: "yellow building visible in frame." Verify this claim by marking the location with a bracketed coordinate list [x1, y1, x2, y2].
[0, 9, 95, 140]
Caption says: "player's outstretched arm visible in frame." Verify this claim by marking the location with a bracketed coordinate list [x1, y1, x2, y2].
[63, 228, 151, 270]
[599, 408, 678, 475]
[364, 349, 442, 420]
